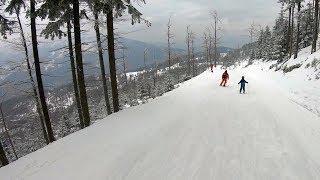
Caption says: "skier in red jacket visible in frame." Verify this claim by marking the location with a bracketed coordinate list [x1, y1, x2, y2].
[220, 70, 229, 87]
[210, 64, 214, 72]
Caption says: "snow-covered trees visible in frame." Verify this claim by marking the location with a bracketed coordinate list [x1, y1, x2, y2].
[256, 26, 273, 60]
[300, 2, 314, 49]
[0, 141, 8, 166]
[271, 6, 288, 61]
[294, 0, 302, 59]
[248, 0, 320, 61]
[0, 0, 14, 39]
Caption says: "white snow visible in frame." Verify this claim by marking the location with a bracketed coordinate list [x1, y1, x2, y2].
[238, 46, 320, 116]
[240, 61, 320, 117]
[1, 66, 320, 179]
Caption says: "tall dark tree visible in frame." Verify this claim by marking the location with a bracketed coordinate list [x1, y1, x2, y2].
[73, 0, 91, 127]
[286, 0, 293, 55]
[294, 0, 302, 59]
[102, 0, 147, 112]
[312, 0, 319, 53]
[30, 0, 55, 142]
[289, 2, 295, 57]
[5, 0, 50, 144]
[106, 8, 119, 112]
[66, 20, 85, 128]
[92, 1, 112, 115]
[38, 1, 85, 128]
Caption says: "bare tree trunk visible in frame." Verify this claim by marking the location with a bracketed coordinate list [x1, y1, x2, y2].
[0, 103, 18, 160]
[186, 26, 191, 75]
[93, 9, 112, 115]
[0, 141, 8, 166]
[15, 8, 49, 144]
[73, 0, 91, 127]
[312, 0, 319, 53]
[214, 18, 218, 66]
[209, 35, 213, 65]
[167, 18, 173, 68]
[122, 49, 127, 85]
[153, 60, 157, 88]
[144, 49, 147, 72]
[106, 8, 120, 112]
[191, 38, 195, 77]
[203, 33, 209, 68]
[294, 2, 301, 59]
[30, 0, 55, 142]
[210, 11, 220, 66]
[67, 20, 84, 127]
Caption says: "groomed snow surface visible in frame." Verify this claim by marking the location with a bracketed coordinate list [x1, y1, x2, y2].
[1, 66, 320, 179]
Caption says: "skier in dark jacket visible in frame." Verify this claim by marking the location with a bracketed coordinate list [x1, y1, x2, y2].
[220, 70, 229, 87]
[238, 76, 248, 94]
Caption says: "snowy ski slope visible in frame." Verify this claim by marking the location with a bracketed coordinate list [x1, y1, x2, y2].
[1, 67, 320, 179]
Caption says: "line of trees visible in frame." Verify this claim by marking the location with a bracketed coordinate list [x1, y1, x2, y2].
[252, 0, 320, 62]
[0, 0, 147, 166]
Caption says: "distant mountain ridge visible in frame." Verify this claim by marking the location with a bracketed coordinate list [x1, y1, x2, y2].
[1, 38, 233, 88]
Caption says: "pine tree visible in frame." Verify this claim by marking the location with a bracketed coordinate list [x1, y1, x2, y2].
[38, 1, 86, 128]
[294, 0, 303, 59]
[300, 2, 314, 48]
[272, 6, 288, 61]
[102, 0, 147, 112]
[312, 0, 319, 53]
[264, 26, 273, 60]
[106, 6, 119, 112]
[73, 0, 91, 127]
[91, 1, 112, 115]
[5, 0, 50, 144]
[30, 0, 55, 142]
[256, 28, 265, 59]
[0, 0, 14, 39]
[66, 20, 85, 128]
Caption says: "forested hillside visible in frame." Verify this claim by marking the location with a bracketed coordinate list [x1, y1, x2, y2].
[0, 0, 320, 176]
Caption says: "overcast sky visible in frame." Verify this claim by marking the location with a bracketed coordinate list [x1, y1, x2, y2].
[117, 0, 280, 48]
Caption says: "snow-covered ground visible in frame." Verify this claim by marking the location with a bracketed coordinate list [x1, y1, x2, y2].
[1, 64, 320, 179]
[238, 46, 320, 117]
[240, 61, 320, 117]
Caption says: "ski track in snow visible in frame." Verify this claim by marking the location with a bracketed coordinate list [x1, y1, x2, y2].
[1, 68, 320, 179]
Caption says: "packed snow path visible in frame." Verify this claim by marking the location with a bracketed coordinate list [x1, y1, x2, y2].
[2, 68, 320, 180]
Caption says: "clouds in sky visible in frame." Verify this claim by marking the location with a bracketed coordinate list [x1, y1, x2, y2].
[117, 0, 280, 48]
